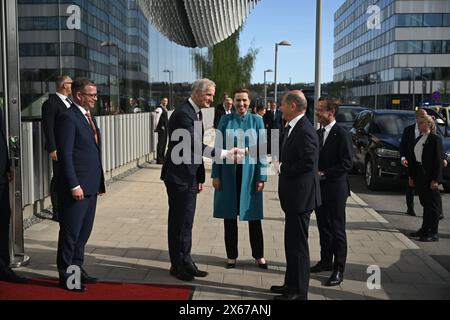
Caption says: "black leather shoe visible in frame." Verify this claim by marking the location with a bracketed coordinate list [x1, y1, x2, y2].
[0, 268, 28, 284]
[409, 229, 425, 238]
[59, 281, 87, 292]
[184, 262, 208, 277]
[325, 270, 344, 286]
[170, 267, 194, 281]
[81, 267, 98, 284]
[270, 284, 288, 294]
[418, 234, 439, 242]
[273, 293, 306, 300]
[310, 262, 333, 273]
[406, 210, 416, 216]
[439, 214, 444, 220]
[225, 260, 236, 269]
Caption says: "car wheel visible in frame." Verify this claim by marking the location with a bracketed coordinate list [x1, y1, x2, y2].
[365, 158, 380, 190]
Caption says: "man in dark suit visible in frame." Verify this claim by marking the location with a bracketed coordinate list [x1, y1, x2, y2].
[400, 109, 428, 217]
[311, 97, 353, 286]
[213, 94, 233, 129]
[55, 78, 105, 292]
[161, 79, 241, 281]
[154, 97, 169, 164]
[42, 75, 73, 221]
[270, 90, 321, 300]
[0, 110, 27, 283]
[263, 100, 283, 154]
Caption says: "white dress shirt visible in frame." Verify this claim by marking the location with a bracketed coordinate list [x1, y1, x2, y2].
[322, 120, 336, 146]
[56, 92, 72, 109]
[414, 133, 429, 164]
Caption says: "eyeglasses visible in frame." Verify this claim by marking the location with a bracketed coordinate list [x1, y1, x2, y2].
[80, 92, 98, 98]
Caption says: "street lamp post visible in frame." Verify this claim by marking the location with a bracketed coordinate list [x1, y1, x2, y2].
[264, 69, 273, 107]
[163, 69, 173, 109]
[101, 40, 120, 112]
[274, 40, 291, 105]
[314, 0, 322, 129]
[406, 68, 416, 110]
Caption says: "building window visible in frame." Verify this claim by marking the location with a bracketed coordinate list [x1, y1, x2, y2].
[423, 14, 443, 27]
[396, 14, 422, 27]
[422, 41, 442, 54]
[444, 14, 450, 27]
[396, 41, 422, 54]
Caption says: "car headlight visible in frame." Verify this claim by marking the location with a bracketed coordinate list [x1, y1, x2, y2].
[375, 148, 400, 159]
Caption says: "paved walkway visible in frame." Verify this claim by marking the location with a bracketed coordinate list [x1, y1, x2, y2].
[19, 158, 450, 300]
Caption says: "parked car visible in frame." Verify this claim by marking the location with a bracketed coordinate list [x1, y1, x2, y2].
[336, 105, 371, 131]
[350, 109, 450, 192]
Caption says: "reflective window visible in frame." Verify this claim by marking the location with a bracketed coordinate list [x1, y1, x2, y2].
[396, 41, 422, 54]
[422, 41, 442, 54]
[396, 14, 422, 27]
[444, 14, 450, 27]
[423, 14, 442, 27]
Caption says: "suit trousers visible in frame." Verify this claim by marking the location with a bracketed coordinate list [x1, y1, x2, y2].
[406, 185, 415, 212]
[50, 160, 61, 214]
[0, 182, 11, 269]
[316, 180, 348, 272]
[156, 130, 168, 164]
[415, 167, 441, 235]
[165, 181, 198, 270]
[56, 192, 97, 277]
[284, 211, 311, 298]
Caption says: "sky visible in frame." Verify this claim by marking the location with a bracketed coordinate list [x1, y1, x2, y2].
[239, 0, 345, 84]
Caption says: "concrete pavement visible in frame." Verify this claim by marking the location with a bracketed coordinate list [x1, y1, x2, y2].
[18, 160, 450, 300]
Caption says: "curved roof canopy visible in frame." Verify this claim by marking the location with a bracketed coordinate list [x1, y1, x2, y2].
[137, 0, 260, 48]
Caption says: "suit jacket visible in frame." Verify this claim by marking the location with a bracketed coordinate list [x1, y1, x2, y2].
[55, 105, 105, 196]
[319, 124, 353, 185]
[161, 100, 215, 186]
[213, 105, 226, 129]
[263, 109, 283, 130]
[156, 106, 169, 134]
[400, 124, 417, 163]
[278, 116, 321, 214]
[0, 110, 10, 184]
[42, 94, 70, 153]
[409, 133, 444, 183]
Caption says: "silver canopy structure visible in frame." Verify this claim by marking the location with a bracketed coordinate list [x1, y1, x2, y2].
[137, 0, 260, 48]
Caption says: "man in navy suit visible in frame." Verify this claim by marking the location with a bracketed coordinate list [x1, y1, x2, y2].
[263, 100, 283, 155]
[270, 90, 321, 300]
[311, 97, 353, 286]
[55, 78, 105, 292]
[161, 79, 241, 281]
[42, 75, 73, 221]
[0, 110, 27, 283]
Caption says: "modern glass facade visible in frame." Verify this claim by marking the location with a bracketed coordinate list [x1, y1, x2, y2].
[17, 0, 198, 117]
[334, 0, 450, 109]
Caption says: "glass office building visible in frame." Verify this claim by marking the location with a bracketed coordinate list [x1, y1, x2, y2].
[17, 0, 197, 117]
[334, 0, 450, 109]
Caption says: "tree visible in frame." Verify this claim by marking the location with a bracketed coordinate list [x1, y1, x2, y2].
[193, 29, 258, 101]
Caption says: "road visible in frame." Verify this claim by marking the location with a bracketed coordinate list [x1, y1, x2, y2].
[349, 174, 450, 273]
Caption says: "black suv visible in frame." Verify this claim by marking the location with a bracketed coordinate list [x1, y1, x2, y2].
[336, 105, 371, 131]
[350, 109, 450, 192]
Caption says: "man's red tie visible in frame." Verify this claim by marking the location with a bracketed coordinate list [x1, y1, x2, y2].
[86, 111, 98, 145]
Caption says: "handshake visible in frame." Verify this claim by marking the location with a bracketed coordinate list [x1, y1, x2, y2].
[225, 147, 248, 163]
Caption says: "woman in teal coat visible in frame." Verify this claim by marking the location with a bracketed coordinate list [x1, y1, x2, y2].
[212, 89, 268, 269]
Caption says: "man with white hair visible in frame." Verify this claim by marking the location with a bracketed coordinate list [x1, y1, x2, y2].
[161, 79, 243, 281]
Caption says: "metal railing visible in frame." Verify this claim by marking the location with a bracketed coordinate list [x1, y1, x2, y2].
[20, 107, 214, 209]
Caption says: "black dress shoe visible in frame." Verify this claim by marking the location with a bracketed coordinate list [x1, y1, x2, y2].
[170, 267, 194, 281]
[0, 268, 28, 284]
[418, 234, 439, 242]
[81, 267, 98, 284]
[325, 270, 343, 286]
[310, 261, 333, 273]
[439, 214, 444, 220]
[270, 284, 288, 294]
[273, 293, 306, 300]
[406, 210, 416, 216]
[409, 229, 426, 238]
[225, 259, 236, 269]
[184, 262, 208, 277]
[59, 281, 87, 292]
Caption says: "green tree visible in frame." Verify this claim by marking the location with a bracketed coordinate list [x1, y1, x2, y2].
[193, 29, 258, 101]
